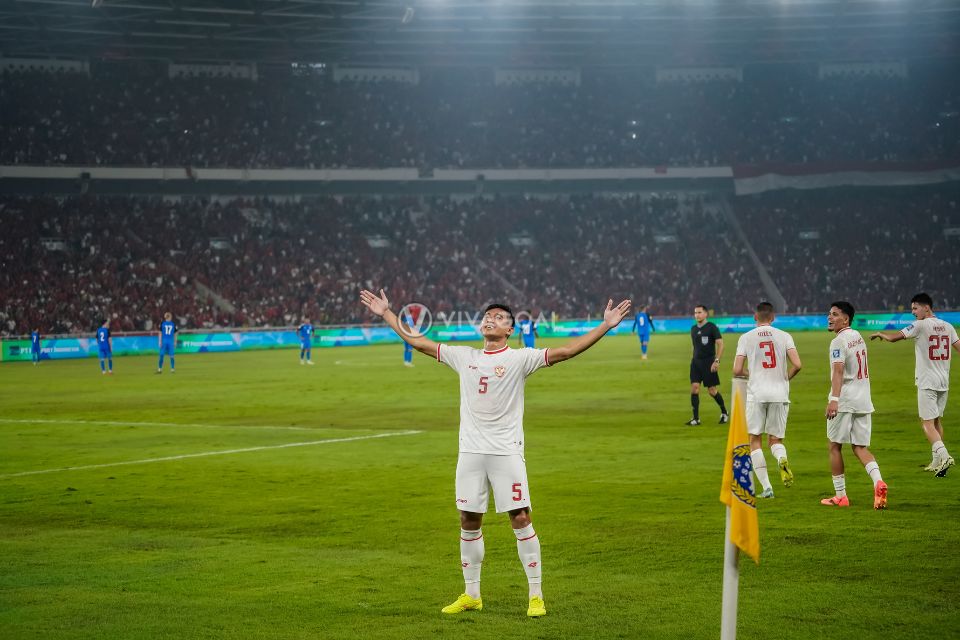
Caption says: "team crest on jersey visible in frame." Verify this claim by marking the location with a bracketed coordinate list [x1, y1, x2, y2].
[832, 349, 841, 358]
[494, 365, 506, 378]
[701, 336, 709, 345]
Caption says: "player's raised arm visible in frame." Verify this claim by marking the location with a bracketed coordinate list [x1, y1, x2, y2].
[870, 330, 905, 343]
[360, 288, 439, 356]
[548, 298, 631, 365]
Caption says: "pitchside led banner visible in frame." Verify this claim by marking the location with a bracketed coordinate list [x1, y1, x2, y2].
[3, 312, 958, 362]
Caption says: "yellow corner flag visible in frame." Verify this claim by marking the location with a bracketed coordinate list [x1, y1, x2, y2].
[719, 379, 760, 564]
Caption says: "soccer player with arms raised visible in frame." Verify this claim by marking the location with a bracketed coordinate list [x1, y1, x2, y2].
[360, 288, 631, 618]
[732, 302, 802, 499]
[821, 301, 887, 509]
[871, 292, 960, 477]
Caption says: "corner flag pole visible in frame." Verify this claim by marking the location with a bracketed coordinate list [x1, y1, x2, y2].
[721, 507, 739, 640]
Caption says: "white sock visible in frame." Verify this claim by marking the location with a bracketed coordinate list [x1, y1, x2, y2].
[460, 529, 483, 598]
[770, 443, 787, 463]
[933, 440, 950, 462]
[751, 449, 772, 491]
[864, 461, 883, 486]
[514, 524, 542, 599]
[832, 474, 846, 497]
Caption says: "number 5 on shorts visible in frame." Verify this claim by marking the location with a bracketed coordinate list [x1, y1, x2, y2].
[512, 483, 523, 501]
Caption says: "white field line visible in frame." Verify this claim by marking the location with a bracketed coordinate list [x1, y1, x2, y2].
[0, 418, 330, 432]
[0, 430, 423, 478]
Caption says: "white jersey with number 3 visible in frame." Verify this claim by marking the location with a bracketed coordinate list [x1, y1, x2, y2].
[735, 325, 797, 403]
[829, 328, 874, 413]
[900, 317, 960, 391]
[438, 344, 550, 455]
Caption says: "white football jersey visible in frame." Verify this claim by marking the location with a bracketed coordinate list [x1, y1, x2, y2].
[735, 325, 797, 403]
[829, 328, 874, 413]
[438, 344, 550, 455]
[900, 317, 959, 391]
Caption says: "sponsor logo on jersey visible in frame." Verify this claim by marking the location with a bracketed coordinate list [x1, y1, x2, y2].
[905, 324, 915, 332]
[494, 365, 506, 377]
[832, 349, 841, 358]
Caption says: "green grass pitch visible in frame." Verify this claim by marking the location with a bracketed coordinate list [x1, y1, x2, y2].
[1, 333, 958, 639]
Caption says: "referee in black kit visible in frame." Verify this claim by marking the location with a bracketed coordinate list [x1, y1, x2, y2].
[686, 304, 729, 426]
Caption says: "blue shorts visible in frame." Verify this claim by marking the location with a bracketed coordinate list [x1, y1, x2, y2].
[301, 340, 312, 350]
[637, 332, 651, 342]
[98, 348, 112, 359]
[160, 342, 175, 356]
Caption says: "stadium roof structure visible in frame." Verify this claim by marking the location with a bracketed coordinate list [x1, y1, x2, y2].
[2, 0, 959, 68]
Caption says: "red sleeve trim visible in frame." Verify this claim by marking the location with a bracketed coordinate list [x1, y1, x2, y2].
[544, 348, 551, 367]
[898, 329, 907, 338]
[436, 343, 442, 362]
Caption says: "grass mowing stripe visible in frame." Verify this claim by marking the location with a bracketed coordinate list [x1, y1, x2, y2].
[0, 418, 341, 432]
[0, 429, 423, 478]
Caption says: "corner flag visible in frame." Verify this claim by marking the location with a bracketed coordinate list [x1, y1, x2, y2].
[719, 378, 760, 563]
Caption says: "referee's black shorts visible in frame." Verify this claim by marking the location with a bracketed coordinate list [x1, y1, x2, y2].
[690, 357, 721, 387]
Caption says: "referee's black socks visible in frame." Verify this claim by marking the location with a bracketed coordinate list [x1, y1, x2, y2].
[691, 394, 700, 420]
[713, 392, 727, 414]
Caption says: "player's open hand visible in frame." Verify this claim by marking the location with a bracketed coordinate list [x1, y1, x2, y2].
[360, 288, 390, 317]
[868, 332, 883, 341]
[603, 299, 632, 328]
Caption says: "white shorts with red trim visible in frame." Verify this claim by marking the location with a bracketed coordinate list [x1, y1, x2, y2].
[455, 452, 531, 514]
[746, 401, 789, 438]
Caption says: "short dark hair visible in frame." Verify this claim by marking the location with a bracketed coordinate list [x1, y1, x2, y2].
[830, 301, 855, 323]
[756, 301, 775, 320]
[483, 303, 515, 328]
[911, 292, 934, 308]
[695, 304, 708, 312]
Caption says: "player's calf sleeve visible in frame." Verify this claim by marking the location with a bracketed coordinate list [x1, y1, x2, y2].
[691, 394, 700, 419]
[933, 440, 949, 462]
[460, 529, 484, 597]
[713, 392, 727, 413]
[832, 474, 846, 497]
[770, 443, 787, 462]
[514, 524, 542, 597]
[751, 449, 772, 491]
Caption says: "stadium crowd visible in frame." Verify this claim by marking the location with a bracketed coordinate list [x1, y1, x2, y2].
[735, 190, 960, 313]
[1, 63, 957, 169]
[0, 193, 763, 336]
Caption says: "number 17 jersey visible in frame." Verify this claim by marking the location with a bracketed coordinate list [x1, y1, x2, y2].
[735, 325, 796, 403]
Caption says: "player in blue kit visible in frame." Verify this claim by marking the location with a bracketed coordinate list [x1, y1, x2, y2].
[631, 305, 655, 359]
[157, 312, 177, 374]
[403, 313, 415, 367]
[298, 318, 314, 365]
[516, 312, 539, 349]
[96, 320, 113, 375]
[31, 328, 42, 365]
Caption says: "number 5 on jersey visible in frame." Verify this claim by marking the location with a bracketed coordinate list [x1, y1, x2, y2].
[478, 376, 489, 394]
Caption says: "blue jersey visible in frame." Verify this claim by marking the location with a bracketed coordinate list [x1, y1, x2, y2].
[31, 332, 41, 351]
[298, 324, 314, 341]
[160, 320, 177, 344]
[633, 312, 653, 335]
[96, 327, 111, 350]
[518, 319, 537, 347]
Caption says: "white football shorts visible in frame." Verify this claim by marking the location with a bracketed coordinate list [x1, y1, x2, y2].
[746, 401, 789, 438]
[918, 388, 948, 421]
[455, 452, 531, 514]
[827, 412, 872, 446]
